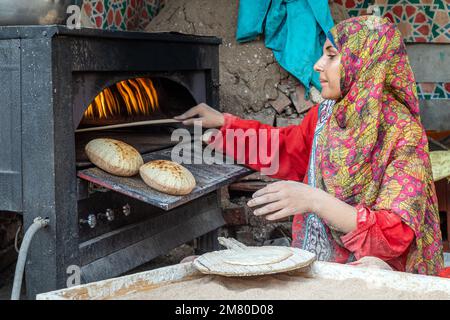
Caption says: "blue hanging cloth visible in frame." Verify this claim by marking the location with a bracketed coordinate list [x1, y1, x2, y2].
[236, 0, 335, 95]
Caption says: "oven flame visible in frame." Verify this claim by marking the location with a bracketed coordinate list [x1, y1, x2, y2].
[83, 78, 159, 119]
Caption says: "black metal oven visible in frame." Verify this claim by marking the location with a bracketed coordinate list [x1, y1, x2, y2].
[0, 25, 251, 298]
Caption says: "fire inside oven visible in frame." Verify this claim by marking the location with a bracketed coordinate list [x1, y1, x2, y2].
[76, 77, 196, 168]
[82, 78, 160, 123]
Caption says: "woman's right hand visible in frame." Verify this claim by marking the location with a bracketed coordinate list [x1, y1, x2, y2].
[174, 103, 225, 128]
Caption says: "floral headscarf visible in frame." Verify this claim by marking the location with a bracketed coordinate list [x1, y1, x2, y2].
[313, 15, 443, 275]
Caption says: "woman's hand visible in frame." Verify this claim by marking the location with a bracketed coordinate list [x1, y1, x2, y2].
[247, 181, 322, 221]
[174, 103, 225, 128]
[247, 180, 357, 233]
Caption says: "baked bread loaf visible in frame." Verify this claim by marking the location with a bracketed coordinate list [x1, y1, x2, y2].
[85, 138, 144, 177]
[139, 160, 196, 195]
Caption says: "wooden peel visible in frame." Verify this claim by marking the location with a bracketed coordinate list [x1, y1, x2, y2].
[75, 119, 182, 133]
[217, 237, 248, 251]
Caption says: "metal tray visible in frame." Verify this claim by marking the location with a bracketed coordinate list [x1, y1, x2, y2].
[77, 146, 253, 210]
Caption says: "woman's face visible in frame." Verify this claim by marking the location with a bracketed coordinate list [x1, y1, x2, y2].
[313, 38, 341, 100]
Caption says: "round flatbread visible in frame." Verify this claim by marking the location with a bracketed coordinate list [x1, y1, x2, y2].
[193, 245, 316, 277]
[85, 138, 144, 177]
[140, 160, 196, 196]
[221, 247, 293, 266]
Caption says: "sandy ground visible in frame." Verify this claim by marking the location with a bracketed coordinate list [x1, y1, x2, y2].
[110, 274, 450, 300]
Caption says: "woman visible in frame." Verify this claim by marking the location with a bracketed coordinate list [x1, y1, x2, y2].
[175, 16, 444, 275]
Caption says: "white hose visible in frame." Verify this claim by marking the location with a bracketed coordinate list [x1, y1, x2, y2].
[11, 217, 49, 300]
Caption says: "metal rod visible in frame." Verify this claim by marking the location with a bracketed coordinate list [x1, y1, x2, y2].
[75, 119, 182, 133]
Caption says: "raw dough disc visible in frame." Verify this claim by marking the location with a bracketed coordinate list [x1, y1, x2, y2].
[221, 247, 293, 266]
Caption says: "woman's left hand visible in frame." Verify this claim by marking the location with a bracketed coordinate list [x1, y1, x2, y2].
[247, 181, 323, 221]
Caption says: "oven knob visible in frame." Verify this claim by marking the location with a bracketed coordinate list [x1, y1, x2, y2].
[105, 209, 115, 221]
[79, 214, 97, 229]
[98, 209, 115, 222]
[122, 204, 131, 217]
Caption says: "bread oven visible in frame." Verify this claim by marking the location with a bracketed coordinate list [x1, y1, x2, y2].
[0, 25, 251, 298]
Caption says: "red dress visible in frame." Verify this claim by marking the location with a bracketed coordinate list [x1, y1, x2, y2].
[210, 104, 415, 271]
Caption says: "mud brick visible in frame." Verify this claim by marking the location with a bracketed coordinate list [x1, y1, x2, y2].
[222, 206, 247, 226]
[269, 91, 292, 114]
[291, 84, 314, 114]
[229, 181, 268, 192]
